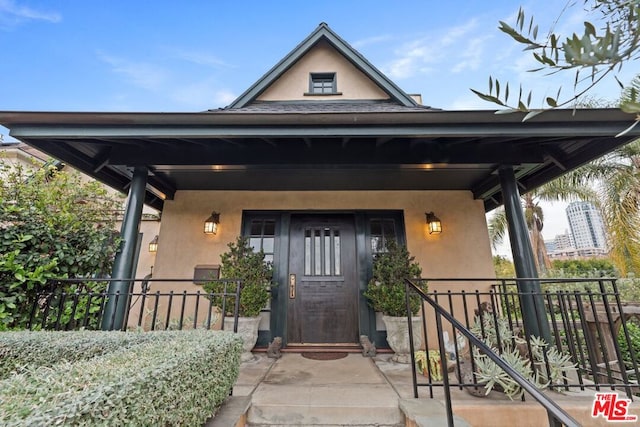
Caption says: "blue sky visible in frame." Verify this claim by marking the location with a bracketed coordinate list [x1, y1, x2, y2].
[0, 0, 636, 247]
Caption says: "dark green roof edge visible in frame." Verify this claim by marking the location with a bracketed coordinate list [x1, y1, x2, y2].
[227, 22, 418, 109]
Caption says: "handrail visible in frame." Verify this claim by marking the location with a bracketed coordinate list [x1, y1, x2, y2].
[405, 279, 580, 427]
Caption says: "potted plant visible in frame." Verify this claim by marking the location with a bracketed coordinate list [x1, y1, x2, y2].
[363, 240, 425, 363]
[203, 236, 272, 361]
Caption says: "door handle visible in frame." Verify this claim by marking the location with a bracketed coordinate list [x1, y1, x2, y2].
[289, 274, 296, 299]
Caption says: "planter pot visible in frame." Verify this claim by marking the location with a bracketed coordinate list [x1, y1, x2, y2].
[224, 315, 261, 362]
[382, 315, 423, 364]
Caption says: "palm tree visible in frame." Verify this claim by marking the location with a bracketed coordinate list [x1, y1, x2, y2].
[489, 77, 640, 275]
[488, 182, 595, 274]
[551, 139, 640, 275]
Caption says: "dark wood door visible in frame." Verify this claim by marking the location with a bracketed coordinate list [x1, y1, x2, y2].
[287, 215, 359, 344]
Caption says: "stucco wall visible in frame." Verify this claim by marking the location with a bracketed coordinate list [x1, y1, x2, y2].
[256, 40, 390, 101]
[152, 190, 495, 285]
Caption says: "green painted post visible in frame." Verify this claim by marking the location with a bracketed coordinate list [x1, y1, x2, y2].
[101, 166, 148, 330]
[498, 166, 551, 342]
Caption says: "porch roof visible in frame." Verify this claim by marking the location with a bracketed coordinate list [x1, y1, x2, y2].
[1, 107, 638, 212]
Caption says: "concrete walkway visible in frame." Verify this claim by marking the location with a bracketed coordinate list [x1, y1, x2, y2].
[209, 352, 616, 427]
[208, 353, 454, 427]
[248, 353, 404, 426]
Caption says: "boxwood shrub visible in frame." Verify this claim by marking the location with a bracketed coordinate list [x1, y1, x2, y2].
[0, 330, 161, 379]
[0, 330, 242, 426]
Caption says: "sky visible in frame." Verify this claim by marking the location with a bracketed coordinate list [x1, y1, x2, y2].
[0, 0, 635, 254]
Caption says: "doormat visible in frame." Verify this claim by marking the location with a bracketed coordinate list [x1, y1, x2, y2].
[301, 352, 348, 361]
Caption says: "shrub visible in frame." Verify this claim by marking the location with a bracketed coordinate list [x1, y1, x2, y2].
[203, 236, 272, 317]
[0, 161, 121, 330]
[618, 320, 640, 373]
[0, 330, 160, 379]
[364, 240, 424, 316]
[0, 330, 242, 426]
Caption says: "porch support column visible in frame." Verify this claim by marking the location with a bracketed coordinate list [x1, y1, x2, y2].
[498, 165, 551, 342]
[101, 166, 148, 330]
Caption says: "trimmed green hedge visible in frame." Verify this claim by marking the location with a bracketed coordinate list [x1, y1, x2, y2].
[0, 330, 242, 426]
[0, 330, 161, 379]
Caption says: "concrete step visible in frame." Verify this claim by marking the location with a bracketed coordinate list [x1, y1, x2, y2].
[400, 399, 471, 427]
[249, 425, 403, 427]
[247, 383, 404, 426]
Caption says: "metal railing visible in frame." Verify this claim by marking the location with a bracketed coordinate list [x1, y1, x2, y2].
[403, 277, 640, 427]
[25, 278, 246, 332]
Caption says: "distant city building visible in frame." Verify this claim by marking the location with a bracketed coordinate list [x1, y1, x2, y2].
[546, 203, 609, 260]
[554, 232, 574, 250]
[566, 201, 607, 250]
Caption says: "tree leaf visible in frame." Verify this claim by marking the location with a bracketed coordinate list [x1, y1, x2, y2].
[584, 21, 596, 37]
[470, 89, 505, 106]
[523, 110, 544, 121]
[615, 119, 639, 137]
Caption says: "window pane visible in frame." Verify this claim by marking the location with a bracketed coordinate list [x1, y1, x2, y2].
[249, 238, 261, 251]
[250, 220, 263, 236]
[264, 254, 273, 264]
[263, 220, 276, 236]
[371, 236, 381, 253]
[370, 219, 382, 236]
[383, 219, 396, 239]
[262, 237, 274, 253]
[324, 228, 331, 275]
[314, 229, 321, 275]
[334, 230, 341, 275]
[304, 229, 311, 275]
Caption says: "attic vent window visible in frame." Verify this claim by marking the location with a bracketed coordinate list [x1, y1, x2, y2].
[306, 72, 341, 95]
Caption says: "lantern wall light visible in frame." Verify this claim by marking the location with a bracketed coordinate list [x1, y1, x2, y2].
[425, 212, 442, 235]
[204, 212, 220, 235]
[148, 235, 158, 253]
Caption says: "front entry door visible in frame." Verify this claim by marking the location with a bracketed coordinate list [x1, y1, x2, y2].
[287, 214, 359, 344]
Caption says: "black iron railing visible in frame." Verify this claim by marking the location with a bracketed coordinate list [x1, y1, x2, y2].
[404, 277, 640, 427]
[26, 278, 247, 332]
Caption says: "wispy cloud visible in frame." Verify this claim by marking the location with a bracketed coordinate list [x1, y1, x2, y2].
[212, 90, 236, 106]
[171, 78, 236, 109]
[352, 34, 393, 49]
[384, 18, 480, 80]
[451, 35, 492, 73]
[172, 49, 233, 69]
[97, 51, 170, 91]
[97, 50, 236, 110]
[0, 0, 61, 29]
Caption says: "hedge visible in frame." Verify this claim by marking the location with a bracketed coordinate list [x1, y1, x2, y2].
[0, 330, 162, 379]
[0, 330, 242, 426]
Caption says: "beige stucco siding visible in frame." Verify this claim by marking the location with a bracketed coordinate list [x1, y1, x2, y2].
[152, 190, 495, 285]
[256, 40, 390, 101]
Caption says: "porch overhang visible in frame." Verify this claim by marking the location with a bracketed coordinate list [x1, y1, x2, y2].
[1, 108, 638, 212]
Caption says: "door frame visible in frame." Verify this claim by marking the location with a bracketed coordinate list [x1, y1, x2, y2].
[241, 210, 406, 348]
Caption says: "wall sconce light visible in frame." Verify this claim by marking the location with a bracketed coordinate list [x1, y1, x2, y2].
[204, 212, 220, 235]
[148, 235, 159, 253]
[425, 212, 442, 234]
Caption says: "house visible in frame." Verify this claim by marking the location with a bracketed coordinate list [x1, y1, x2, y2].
[1, 23, 638, 349]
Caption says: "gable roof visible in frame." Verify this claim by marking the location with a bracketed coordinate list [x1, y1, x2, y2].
[226, 22, 418, 109]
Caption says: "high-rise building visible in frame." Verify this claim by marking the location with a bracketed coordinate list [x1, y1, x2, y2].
[566, 201, 607, 250]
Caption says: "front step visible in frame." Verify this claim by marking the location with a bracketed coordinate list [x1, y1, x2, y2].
[247, 383, 403, 426]
[246, 353, 404, 426]
[400, 399, 471, 427]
